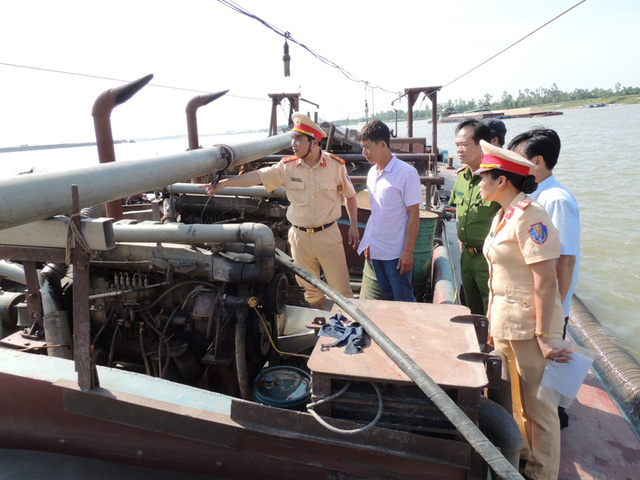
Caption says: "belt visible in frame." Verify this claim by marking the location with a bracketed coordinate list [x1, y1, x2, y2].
[294, 221, 335, 234]
[465, 246, 483, 255]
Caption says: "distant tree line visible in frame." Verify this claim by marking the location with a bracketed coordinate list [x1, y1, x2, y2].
[336, 83, 639, 125]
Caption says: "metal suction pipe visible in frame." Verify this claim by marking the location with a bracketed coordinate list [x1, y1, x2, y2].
[164, 182, 287, 199]
[39, 264, 73, 359]
[0, 260, 26, 285]
[186, 90, 229, 183]
[92, 74, 154, 221]
[0, 133, 292, 232]
[112, 222, 275, 283]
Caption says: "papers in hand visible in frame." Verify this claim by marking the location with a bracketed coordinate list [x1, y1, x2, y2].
[537, 341, 597, 408]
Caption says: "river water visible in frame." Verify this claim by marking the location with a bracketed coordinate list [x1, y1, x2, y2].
[0, 105, 638, 476]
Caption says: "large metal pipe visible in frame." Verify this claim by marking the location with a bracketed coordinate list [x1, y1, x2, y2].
[0, 260, 26, 285]
[111, 222, 275, 283]
[92, 74, 154, 220]
[39, 264, 73, 360]
[0, 133, 292, 232]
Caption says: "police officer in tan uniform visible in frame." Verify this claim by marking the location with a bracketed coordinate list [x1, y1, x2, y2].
[476, 140, 572, 480]
[205, 113, 359, 309]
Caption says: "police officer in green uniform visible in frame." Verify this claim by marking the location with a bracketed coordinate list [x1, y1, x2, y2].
[450, 119, 500, 315]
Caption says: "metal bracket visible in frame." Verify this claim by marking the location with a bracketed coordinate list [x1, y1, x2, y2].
[450, 314, 489, 351]
[457, 352, 503, 389]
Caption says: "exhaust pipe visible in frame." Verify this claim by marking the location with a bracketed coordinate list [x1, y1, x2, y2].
[186, 90, 229, 184]
[92, 74, 154, 221]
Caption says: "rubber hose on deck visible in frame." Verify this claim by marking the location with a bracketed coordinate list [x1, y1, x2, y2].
[568, 295, 640, 437]
[274, 254, 523, 480]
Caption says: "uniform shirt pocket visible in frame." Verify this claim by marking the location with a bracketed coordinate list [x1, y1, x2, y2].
[504, 287, 534, 328]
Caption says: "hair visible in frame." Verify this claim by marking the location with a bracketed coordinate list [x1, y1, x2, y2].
[487, 169, 538, 195]
[507, 128, 561, 170]
[359, 119, 391, 147]
[455, 119, 492, 145]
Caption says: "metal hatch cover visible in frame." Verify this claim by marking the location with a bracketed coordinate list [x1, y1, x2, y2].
[308, 299, 488, 389]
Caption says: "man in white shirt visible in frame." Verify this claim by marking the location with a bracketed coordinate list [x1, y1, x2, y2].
[508, 128, 580, 338]
[357, 120, 422, 301]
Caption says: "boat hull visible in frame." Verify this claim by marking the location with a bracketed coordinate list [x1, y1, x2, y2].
[0, 348, 477, 480]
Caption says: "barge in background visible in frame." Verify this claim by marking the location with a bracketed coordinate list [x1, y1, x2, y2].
[0, 78, 638, 479]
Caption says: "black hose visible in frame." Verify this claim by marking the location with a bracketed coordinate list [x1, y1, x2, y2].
[274, 254, 523, 480]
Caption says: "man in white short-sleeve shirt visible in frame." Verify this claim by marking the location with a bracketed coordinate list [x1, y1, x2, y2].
[509, 128, 580, 337]
[357, 120, 422, 301]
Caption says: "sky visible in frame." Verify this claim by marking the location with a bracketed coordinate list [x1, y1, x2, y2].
[0, 0, 638, 146]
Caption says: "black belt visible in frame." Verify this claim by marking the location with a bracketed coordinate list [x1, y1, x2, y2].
[294, 221, 335, 233]
[465, 246, 483, 255]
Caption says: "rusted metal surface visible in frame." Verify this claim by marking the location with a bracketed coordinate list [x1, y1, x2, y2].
[70, 185, 98, 390]
[268, 93, 299, 136]
[404, 87, 441, 164]
[92, 74, 154, 220]
[308, 299, 485, 388]
[307, 299, 487, 479]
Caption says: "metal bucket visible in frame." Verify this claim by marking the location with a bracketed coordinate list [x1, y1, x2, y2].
[411, 211, 439, 296]
[252, 366, 311, 410]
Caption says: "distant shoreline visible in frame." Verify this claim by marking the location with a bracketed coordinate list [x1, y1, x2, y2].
[0, 140, 127, 153]
[0, 130, 269, 153]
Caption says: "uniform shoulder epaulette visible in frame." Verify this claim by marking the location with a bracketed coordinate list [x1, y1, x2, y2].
[328, 153, 346, 164]
[456, 165, 467, 174]
[516, 199, 532, 210]
[281, 155, 298, 164]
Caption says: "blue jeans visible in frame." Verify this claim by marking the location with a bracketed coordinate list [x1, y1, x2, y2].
[371, 259, 416, 302]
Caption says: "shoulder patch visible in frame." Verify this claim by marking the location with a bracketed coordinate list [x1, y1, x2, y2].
[528, 222, 548, 244]
[281, 155, 298, 164]
[517, 199, 532, 210]
[328, 153, 346, 164]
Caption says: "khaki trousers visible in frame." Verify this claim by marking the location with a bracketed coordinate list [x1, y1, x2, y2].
[495, 337, 560, 480]
[288, 223, 353, 304]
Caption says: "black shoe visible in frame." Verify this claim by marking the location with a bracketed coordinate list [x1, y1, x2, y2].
[558, 406, 569, 429]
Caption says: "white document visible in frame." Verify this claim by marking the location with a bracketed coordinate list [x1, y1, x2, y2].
[537, 342, 597, 408]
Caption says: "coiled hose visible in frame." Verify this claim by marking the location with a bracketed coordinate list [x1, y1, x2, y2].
[275, 253, 523, 480]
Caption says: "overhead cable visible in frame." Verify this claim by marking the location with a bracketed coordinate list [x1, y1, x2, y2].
[216, 0, 402, 98]
[0, 61, 269, 103]
[442, 0, 587, 89]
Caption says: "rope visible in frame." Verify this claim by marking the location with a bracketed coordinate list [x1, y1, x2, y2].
[65, 214, 95, 265]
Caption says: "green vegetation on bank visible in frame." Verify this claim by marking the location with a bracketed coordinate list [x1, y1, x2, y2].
[335, 83, 640, 126]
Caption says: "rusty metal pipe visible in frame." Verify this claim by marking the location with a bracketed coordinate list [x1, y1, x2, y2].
[186, 90, 229, 183]
[92, 74, 154, 220]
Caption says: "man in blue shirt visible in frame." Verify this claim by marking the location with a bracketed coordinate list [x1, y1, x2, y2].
[508, 128, 580, 339]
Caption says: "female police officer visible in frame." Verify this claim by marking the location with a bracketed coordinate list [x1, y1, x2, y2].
[476, 140, 571, 480]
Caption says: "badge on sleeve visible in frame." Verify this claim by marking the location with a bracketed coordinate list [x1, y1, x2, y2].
[528, 222, 548, 244]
